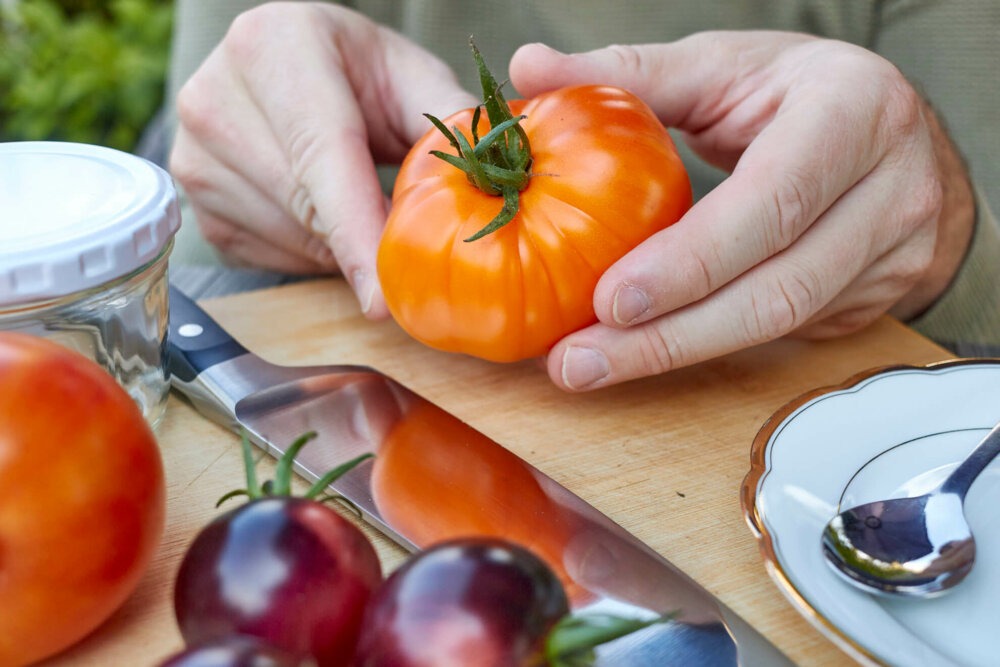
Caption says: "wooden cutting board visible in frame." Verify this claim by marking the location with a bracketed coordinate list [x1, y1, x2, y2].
[42, 277, 952, 667]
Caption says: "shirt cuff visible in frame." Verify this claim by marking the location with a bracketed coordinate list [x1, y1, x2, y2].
[908, 185, 1000, 349]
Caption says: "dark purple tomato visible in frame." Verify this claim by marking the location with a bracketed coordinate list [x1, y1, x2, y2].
[353, 538, 569, 667]
[174, 496, 382, 667]
[158, 635, 313, 667]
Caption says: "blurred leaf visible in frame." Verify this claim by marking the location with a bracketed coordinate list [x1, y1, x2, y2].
[0, 0, 174, 151]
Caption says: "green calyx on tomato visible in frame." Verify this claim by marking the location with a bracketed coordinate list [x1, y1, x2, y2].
[217, 430, 373, 507]
[545, 611, 677, 667]
[176, 430, 383, 666]
[425, 39, 533, 242]
[378, 39, 691, 362]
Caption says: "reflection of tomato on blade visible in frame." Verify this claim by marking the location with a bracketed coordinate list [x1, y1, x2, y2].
[370, 400, 592, 604]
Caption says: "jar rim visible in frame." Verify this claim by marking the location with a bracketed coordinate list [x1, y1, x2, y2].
[0, 141, 181, 306]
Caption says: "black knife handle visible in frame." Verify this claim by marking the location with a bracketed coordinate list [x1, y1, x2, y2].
[167, 284, 249, 383]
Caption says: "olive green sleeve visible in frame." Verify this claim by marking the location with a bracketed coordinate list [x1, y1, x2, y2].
[907, 187, 1000, 351]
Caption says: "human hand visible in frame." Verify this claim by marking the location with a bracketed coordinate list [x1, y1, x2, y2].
[509, 32, 976, 391]
[170, 2, 477, 317]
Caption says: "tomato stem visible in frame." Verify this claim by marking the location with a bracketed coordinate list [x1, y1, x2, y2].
[241, 430, 262, 497]
[425, 38, 533, 242]
[544, 611, 677, 666]
[217, 430, 373, 507]
[304, 453, 375, 500]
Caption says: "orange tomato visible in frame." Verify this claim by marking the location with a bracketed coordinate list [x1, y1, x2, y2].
[378, 83, 691, 362]
[0, 333, 165, 667]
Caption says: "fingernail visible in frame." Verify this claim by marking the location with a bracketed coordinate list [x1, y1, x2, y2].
[561, 346, 610, 390]
[351, 269, 375, 315]
[612, 283, 651, 324]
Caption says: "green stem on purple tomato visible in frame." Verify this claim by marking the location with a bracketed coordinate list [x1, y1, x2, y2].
[216, 430, 373, 507]
[545, 611, 678, 667]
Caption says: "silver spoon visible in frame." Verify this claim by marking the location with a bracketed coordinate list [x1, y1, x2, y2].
[822, 420, 1000, 598]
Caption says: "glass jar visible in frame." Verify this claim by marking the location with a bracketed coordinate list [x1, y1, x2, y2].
[0, 142, 181, 427]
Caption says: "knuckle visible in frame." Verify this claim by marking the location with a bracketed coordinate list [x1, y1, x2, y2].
[228, 3, 341, 64]
[226, 4, 287, 57]
[303, 234, 337, 268]
[690, 249, 718, 295]
[677, 241, 723, 299]
[876, 68, 924, 141]
[767, 168, 817, 251]
[800, 308, 879, 339]
[905, 169, 944, 228]
[168, 147, 208, 196]
[284, 125, 366, 223]
[636, 324, 685, 374]
[823, 308, 879, 336]
[604, 44, 651, 77]
[174, 78, 215, 138]
[167, 155, 196, 193]
[288, 182, 318, 233]
[890, 243, 935, 289]
[224, 3, 323, 66]
[198, 217, 242, 255]
[284, 125, 330, 213]
[746, 270, 821, 341]
[286, 123, 323, 177]
[174, 72, 243, 151]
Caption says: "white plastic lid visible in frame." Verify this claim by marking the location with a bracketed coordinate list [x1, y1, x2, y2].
[0, 141, 181, 305]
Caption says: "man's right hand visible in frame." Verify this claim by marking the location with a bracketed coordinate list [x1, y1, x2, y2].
[170, 2, 477, 317]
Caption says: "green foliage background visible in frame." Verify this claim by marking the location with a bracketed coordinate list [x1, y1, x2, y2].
[0, 0, 174, 152]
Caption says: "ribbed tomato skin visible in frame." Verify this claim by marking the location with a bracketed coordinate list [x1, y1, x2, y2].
[378, 85, 691, 362]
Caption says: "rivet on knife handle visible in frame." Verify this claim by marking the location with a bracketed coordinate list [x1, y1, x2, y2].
[168, 285, 249, 383]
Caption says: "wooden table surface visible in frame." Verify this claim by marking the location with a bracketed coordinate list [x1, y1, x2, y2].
[42, 278, 952, 667]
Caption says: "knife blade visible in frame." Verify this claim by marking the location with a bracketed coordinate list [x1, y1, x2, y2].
[167, 284, 792, 666]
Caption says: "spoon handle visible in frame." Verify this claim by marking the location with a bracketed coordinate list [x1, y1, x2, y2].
[942, 420, 1000, 499]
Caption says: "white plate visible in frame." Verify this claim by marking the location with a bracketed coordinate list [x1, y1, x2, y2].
[742, 360, 1000, 666]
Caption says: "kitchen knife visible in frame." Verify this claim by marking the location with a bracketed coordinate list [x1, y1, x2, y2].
[167, 284, 792, 666]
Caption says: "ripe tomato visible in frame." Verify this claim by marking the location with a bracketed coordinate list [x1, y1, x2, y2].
[354, 538, 571, 667]
[377, 49, 691, 363]
[158, 635, 310, 667]
[173, 435, 382, 667]
[0, 332, 165, 667]
[354, 537, 668, 667]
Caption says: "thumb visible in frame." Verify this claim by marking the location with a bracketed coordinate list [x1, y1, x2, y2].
[509, 34, 801, 132]
[509, 41, 703, 128]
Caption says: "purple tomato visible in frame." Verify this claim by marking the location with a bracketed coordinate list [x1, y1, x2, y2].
[173, 434, 382, 667]
[353, 538, 568, 666]
[158, 635, 312, 667]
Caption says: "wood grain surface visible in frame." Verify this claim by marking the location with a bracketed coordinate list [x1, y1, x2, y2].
[41, 277, 953, 667]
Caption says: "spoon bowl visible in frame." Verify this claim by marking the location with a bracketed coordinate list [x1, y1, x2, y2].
[822, 492, 975, 597]
[822, 420, 1000, 597]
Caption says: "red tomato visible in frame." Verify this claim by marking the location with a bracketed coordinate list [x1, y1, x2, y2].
[0, 332, 165, 667]
[378, 59, 691, 363]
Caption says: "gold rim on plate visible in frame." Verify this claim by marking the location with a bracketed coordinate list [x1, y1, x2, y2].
[739, 357, 1000, 666]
